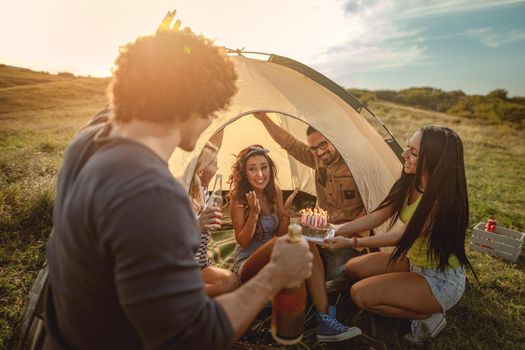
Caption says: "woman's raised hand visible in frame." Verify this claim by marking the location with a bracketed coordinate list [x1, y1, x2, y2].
[284, 188, 299, 213]
[246, 191, 261, 215]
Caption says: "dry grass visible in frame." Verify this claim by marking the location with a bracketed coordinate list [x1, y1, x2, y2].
[1, 67, 523, 349]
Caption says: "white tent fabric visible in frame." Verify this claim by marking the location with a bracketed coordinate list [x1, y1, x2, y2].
[168, 54, 402, 235]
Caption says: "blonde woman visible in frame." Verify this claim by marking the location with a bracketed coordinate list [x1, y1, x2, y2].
[189, 141, 238, 297]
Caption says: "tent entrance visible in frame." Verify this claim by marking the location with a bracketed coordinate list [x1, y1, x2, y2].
[210, 111, 317, 195]
[170, 52, 403, 219]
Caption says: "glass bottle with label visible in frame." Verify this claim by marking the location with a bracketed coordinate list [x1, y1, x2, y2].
[271, 224, 306, 345]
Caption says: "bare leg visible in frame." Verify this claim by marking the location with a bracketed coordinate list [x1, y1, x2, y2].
[351, 272, 443, 319]
[345, 251, 409, 281]
[239, 238, 276, 284]
[305, 242, 328, 313]
[201, 266, 239, 297]
[345, 252, 442, 319]
[241, 239, 329, 313]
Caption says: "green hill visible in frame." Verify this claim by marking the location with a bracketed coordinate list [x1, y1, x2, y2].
[0, 64, 109, 114]
[350, 87, 525, 126]
[1, 66, 523, 350]
[0, 64, 69, 89]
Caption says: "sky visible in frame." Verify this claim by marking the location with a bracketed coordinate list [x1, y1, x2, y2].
[1, 0, 524, 96]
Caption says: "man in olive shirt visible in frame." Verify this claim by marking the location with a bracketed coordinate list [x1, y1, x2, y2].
[254, 112, 368, 289]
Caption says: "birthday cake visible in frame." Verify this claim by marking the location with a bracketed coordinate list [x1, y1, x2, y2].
[299, 208, 329, 239]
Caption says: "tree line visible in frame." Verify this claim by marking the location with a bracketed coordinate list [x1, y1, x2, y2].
[349, 87, 524, 126]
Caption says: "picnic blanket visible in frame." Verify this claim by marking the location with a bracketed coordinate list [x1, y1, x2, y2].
[206, 224, 236, 270]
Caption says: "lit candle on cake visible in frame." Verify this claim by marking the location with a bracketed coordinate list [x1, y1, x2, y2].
[300, 208, 329, 229]
[318, 211, 325, 228]
[300, 209, 306, 225]
[313, 209, 320, 228]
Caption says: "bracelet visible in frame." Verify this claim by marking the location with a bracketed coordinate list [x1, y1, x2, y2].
[347, 237, 358, 249]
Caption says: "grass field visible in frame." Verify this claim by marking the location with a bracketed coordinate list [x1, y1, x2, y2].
[1, 65, 524, 349]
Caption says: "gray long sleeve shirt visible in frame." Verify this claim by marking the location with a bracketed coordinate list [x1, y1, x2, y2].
[44, 114, 234, 349]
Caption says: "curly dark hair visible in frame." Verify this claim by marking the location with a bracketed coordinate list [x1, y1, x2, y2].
[228, 145, 278, 240]
[109, 27, 237, 124]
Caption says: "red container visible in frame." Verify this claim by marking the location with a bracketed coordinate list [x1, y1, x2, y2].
[485, 219, 496, 233]
[271, 224, 306, 345]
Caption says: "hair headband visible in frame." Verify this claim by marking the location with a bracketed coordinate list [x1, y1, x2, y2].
[243, 146, 270, 163]
[204, 141, 219, 152]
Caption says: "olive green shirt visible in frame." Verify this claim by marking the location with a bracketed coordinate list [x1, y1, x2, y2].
[281, 134, 366, 225]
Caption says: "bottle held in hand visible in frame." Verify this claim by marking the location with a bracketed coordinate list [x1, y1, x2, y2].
[205, 174, 223, 231]
[208, 174, 223, 208]
[271, 224, 307, 345]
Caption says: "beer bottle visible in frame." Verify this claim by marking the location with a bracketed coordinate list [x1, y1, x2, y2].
[271, 224, 307, 345]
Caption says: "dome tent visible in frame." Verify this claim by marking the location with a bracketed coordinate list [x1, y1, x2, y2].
[169, 51, 403, 235]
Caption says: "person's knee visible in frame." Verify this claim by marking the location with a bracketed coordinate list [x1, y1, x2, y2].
[350, 282, 369, 309]
[226, 273, 239, 291]
[344, 258, 360, 280]
[306, 242, 317, 258]
[218, 271, 239, 293]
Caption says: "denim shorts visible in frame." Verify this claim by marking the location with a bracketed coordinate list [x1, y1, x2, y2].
[410, 263, 466, 312]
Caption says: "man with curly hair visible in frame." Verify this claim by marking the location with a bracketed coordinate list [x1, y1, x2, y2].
[44, 14, 313, 350]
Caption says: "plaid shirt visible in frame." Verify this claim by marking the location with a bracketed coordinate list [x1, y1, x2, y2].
[195, 187, 212, 268]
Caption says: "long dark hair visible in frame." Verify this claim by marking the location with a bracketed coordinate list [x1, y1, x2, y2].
[228, 145, 278, 239]
[377, 126, 474, 273]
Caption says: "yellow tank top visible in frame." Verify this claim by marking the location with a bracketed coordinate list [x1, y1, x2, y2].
[400, 195, 460, 269]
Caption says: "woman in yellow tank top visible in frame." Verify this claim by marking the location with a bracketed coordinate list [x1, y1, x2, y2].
[325, 126, 475, 344]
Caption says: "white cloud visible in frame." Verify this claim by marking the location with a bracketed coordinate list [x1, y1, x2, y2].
[1, 0, 523, 80]
[395, 0, 525, 19]
[308, 0, 428, 84]
[464, 27, 525, 47]
[307, 0, 525, 87]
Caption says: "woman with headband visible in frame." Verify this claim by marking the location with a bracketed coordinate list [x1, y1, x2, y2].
[229, 144, 361, 342]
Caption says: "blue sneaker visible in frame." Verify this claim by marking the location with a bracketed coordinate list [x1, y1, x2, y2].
[316, 305, 362, 342]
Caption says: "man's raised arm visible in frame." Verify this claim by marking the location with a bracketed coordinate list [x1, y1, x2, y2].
[253, 112, 294, 146]
[253, 112, 316, 168]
